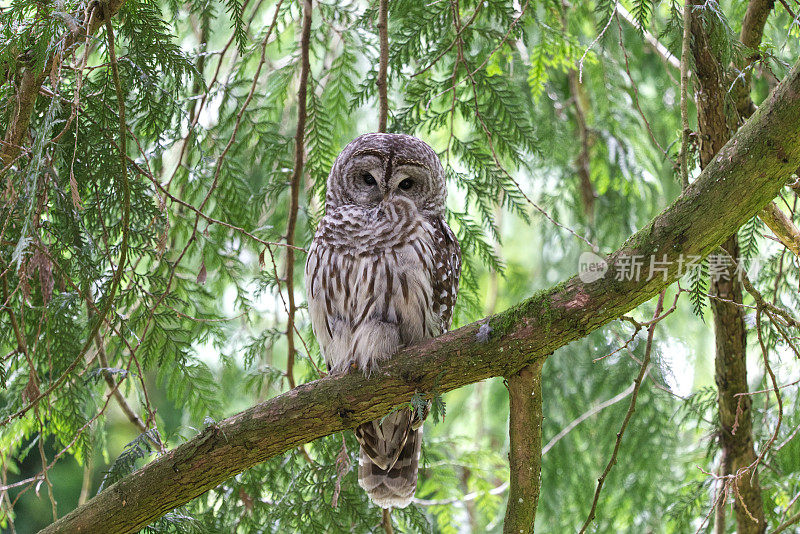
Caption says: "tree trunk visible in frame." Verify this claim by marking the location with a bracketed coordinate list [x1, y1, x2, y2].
[689, 1, 768, 530]
[503, 361, 545, 534]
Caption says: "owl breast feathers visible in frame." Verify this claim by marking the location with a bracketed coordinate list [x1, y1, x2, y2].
[304, 133, 461, 509]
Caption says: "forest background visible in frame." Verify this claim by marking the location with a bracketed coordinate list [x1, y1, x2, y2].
[1, 0, 800, 532]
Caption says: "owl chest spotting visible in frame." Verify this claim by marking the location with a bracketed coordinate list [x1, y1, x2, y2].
[305, 203, 441, 374]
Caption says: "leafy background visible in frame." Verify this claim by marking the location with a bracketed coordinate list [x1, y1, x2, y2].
[0, 0, 799, 532]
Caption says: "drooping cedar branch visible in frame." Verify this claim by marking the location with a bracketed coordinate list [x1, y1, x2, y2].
[0, 0, 127, 169]
[40, 58, 800, 534]
[0, 7, 133, 430]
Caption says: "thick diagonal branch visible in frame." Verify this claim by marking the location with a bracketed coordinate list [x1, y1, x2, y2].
[39, 58, 800, 534]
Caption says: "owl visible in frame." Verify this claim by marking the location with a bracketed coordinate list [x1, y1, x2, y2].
[304, 133, 461, 509]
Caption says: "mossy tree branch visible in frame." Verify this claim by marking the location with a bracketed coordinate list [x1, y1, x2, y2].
[503, 361, 545, 534]
[39, 57, 800, 534]
[760, 201, 800, 258]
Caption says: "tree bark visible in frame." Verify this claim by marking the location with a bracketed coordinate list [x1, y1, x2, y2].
[734, 0, 775, 119]
[759, 201, 800, 258]
[710, 235, 765, 534]
[503, 361, 545, 534]
[689, 1, 770, 531]
[38, 57, 800, 534]
[568, 70, 596, 225]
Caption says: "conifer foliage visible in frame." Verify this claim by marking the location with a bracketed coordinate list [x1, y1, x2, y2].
[1, 0, 799, 532]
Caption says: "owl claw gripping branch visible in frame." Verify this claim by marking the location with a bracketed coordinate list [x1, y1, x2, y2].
[305, 133, 461, 509]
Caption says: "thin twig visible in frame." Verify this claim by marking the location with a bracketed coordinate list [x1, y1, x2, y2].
[543, 378, 637, 455]
[777, 0, 799, 24]
[579, 290, 665, 532]
[773, 509, 800, 534]
[164, 0, 259, 191]
[284, 0, 313, 389]
[680, 0, 692, 188]
[35, 407, 57, 522]
[377, 0, 389, 132]
[465, 0, 528, 77]
[578, 1, 617, 82]
[93, 324, 147, 433]
[421, 1, 527, 106]
[751, 307, 784, 470]
[410, 4, 482, 78]
[616, 15, 676, 167]
[414, 481, 509, 506]
[381, 508, 394, 534]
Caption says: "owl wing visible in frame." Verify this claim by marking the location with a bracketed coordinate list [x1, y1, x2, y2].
[304, 237, 333, 368]
[430, 216, 461, 333]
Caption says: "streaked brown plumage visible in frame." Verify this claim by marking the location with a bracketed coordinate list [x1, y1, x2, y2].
[305, 133, 461, 508]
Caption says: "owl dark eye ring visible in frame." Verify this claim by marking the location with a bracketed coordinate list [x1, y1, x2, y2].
[362, 173, 376, 186]
[398, 178, 414, 190]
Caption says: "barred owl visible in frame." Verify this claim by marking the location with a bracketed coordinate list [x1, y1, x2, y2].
[305, 133, 461, 509]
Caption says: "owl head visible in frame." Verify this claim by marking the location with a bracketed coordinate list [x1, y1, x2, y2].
[325, 133, 447, 216]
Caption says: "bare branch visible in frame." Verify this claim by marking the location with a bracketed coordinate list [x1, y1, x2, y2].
[579, 291, 665, 532]
[773, 509, 800, 534]
[503, 360, 544, 534]
[759, 201, 800, 258]
[284, 0, 313, 389]
[377, 0, 389, 132]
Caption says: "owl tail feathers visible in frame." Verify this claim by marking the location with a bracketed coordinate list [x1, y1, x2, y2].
[356, 419, 422, 509]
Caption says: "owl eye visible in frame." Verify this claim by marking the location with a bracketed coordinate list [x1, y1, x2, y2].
[362, 173, 377, 186]
[398, 178, 414, 190]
